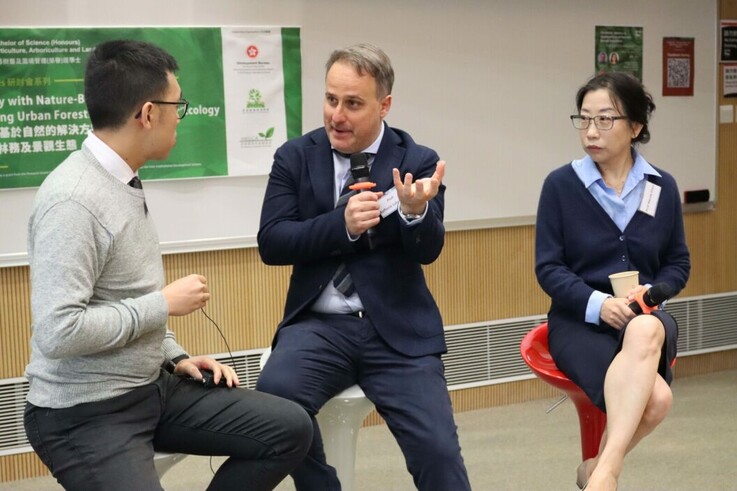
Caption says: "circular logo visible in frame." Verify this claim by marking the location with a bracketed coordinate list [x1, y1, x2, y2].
[246, 45, 259, 58]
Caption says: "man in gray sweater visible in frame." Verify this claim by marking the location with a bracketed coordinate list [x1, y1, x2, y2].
[23, 39, 311, 491]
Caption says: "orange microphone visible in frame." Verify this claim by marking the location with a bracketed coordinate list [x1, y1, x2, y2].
[627, 284, 674, 315]
[349, 181, 376, 191]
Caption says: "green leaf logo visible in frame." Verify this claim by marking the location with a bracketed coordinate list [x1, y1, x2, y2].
[247, 89, 266, 109]
[258, 127, 275, 139]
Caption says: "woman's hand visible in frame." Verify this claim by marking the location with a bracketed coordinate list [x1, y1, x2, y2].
[600, 297, 636, 330]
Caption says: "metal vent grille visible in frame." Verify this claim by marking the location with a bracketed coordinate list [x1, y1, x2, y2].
[443, 316, 545, 389]
[0, 379, 29, 455]
[668, 293, 737, 353]
[209, 348, 267, 390]
[2, 292, 736, 456]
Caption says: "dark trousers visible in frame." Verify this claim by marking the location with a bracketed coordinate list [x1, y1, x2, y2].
[24, 370, 312, 491]
[256, 313, 471, 491]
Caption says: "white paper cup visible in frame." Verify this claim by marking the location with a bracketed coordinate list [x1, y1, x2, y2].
[608, 271, 639, 298]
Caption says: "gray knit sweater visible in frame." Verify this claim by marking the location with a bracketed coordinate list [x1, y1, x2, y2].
[25, 148, 187, 408]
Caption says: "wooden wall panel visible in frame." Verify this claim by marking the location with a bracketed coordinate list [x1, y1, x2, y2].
[161, 249, 291, 354]
[3, 209, 736, 381]
[0, 453, 48, 482]
[0, 266, 31, 380]
[425, 227, 547, 325]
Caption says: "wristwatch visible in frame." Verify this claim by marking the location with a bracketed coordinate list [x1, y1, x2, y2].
[401, 208, 423, 221]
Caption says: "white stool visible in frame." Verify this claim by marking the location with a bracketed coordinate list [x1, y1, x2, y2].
[153, 452, 186, 479]
[259, 349, 375, 491]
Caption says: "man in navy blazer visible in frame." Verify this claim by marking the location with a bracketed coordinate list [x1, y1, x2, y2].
[256, 44, 471, 490]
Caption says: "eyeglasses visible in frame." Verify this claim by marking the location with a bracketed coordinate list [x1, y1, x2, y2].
[570, 115, 627, 130]
[135, 99, 189, 120]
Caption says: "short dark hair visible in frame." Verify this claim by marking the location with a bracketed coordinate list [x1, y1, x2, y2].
[84, 39, 178, 130]
[326, 43, 394, 99]
[575, 72, 656, 144]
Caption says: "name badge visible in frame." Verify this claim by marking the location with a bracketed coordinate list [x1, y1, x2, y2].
[638, 181, 661, 217]
[378, 187, 399, 217]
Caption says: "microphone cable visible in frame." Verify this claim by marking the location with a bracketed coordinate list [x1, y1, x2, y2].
[199, 307, 237, 477]
[200, 307, 237, 370]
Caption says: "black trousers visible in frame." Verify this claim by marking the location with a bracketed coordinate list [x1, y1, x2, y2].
[256, 313, 471, 491]
[24, 370, 312, 491]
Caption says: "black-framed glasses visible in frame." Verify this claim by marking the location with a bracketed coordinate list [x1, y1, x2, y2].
[570, 115, 627, 130]
[135, 99, 189, 120]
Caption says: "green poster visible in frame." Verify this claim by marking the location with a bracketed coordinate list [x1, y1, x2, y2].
[0, 27, 301, 189]
[595, 26, 644, 80]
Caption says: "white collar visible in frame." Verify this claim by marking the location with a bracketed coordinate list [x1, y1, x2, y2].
[83, 131, 137, 184]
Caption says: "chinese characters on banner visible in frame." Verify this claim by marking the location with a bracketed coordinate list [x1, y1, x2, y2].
[0, 27, 302, 190]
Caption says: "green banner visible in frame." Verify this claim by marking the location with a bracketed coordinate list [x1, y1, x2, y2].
[0, 27, 301, 189]
[282, 27, 302, 142]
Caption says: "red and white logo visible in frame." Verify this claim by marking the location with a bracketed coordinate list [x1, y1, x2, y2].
[246, 45, 259, 59]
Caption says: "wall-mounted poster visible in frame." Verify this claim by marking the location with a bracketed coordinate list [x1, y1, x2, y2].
[723, 64, 737, 97]
[720, 20, 737, 62]
[595, 25, 644, 80]
[0, 27, 302, 190]
[663, 37, 694, 96]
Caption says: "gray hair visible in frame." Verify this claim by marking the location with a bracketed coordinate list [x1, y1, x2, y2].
[325, 43, 394, 98]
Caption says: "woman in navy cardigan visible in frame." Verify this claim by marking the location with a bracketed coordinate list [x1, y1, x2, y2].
[535, 73, 690, 491]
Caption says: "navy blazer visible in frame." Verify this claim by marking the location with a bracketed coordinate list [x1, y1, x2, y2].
[258, 125, 447, 357]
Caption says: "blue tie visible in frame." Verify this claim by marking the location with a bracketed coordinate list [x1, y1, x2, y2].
[332, 262, 355, 297]
[335, 173, 356, 208]
[331, 153, 361, 297]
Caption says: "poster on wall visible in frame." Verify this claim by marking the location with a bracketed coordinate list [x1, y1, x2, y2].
[720, 20, 737, 62]
[723, 64, 737, 97]
[0, 27, 302, 190]
[595, 26, 644, 80]
[662, 37, 694, 96]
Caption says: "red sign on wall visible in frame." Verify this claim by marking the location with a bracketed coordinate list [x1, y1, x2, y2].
[662, 37, 694, 96]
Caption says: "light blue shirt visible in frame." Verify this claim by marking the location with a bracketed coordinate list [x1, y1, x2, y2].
[312, 126, 383, 314]
[571, 150, 661, 324]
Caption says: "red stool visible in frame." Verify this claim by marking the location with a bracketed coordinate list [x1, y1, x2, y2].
[520, 322, 605, 461]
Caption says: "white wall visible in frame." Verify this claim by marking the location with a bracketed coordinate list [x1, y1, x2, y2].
[0, 0, 717, 264]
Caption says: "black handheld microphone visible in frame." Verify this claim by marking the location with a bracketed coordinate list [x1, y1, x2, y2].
[349, 153, 376, 249]
[628, 283, 674, 315]
[200, 368, 228, 388]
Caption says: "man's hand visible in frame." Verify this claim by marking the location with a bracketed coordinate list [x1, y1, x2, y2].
[162, 274, 210, 316]
[344, 191, 383, 236]
[392, 160, 445, 215]
[173, 355, 240, 388]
